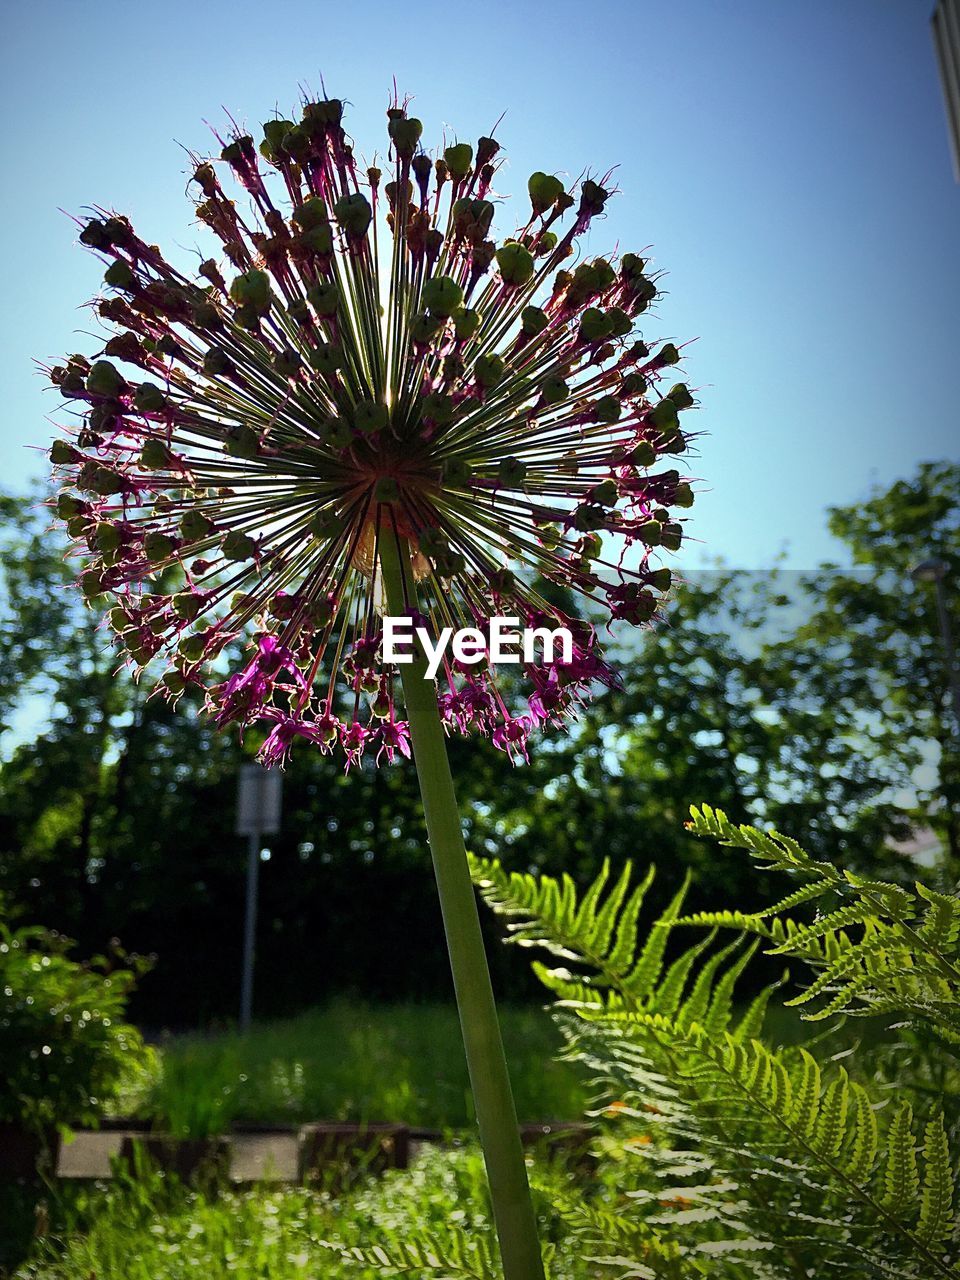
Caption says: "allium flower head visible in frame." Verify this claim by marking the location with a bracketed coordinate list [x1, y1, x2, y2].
[46, 92, 697, 767]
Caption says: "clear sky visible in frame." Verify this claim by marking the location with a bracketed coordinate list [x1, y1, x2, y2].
[2, 0, 957, 570]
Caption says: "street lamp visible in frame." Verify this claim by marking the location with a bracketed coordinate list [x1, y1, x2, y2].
[910, 557, 960, 731]
[235, 763, 282, 1034]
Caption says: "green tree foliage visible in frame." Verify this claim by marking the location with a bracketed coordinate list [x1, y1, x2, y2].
[1, 462, 957, 1021]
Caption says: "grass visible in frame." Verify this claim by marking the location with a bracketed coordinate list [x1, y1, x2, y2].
[124, 1002, 589, 1136]
[15, 1144, 593, 1279]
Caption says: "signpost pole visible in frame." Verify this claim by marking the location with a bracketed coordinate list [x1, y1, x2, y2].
[239, 826, 260, 1035]
[236, 763, 282, 1035]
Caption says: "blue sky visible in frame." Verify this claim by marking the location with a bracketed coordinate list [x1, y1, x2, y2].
[2, 0, 957, 570]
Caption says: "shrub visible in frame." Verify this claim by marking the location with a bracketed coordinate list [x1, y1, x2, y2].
[0, 922, 152, 1135]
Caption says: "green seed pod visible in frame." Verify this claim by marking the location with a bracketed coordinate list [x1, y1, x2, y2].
[418, 528, 448, 559]
[674, 482, 694, 508]
[422, 276, 464, 318]
[592, 479, 619, 507]
[56, 493, 85, 519]
[309, 343, 344, 375]
[660, 522, 683, 551]
[452, 197, 494, 239]
[422, 393, 455, 425]
[225, 426, 260, 459]
[621, 372, 648, 396]
[637, 519, 662, 547]
[163, 671, 188, 695]
[410, 312, 444, 345]
[274, 348, 302, 379]
[178, 633, 207, 663]
[374, 477, 400, 503]
[498, 456, 527, 488]
[103, 260, 136, 291]
[605, 307, 632, 338]
[261, 118, 295, 159]
[139, 439, 172, 469]
[50, 440, 79, 466]
[333, 193, 373, 239]
[441, 457, 472, 488]
[647, 398, 679, 432]
[144, 531, 176, 562]
[521, 306, 549, 338]
[66, 515, 90, 538]
[539, 523, 561, 550]
[324, 418, 355, 449]
[578, 308, 611, 343]
[528, 171, 564, 215]
[453, 308, 480, 341]
[661, 431, 687, 455]
[629, 441, 657, 468]
[307, 282, 340, 316]
[354, 401, 388, 434]
[475, 354, 505, 389]
[573, 504, 606, 532]
[434, 548, 467, 577]
[191, 300, 223, 329]
[173, 591, 205, 621]
[541, 376, 569, 405]
[594, 396, 622, 424]
[310, 509, 346, 539]
[179, 509, 214, 543]
[657, 342, 681, 366]
[203, 347, 234, 377]
[444, 142, 473, 178]
[301, 223, 333, 255]
[223, 530, 256, 560]
[666, 382, 694, 410]
[292, 197, 329, 231]
[90, 467, 125, 496]
[495, 242, 535, 287]
[79, 219, 113, 251]
[388, 115, 423, 159]
[592, 259, 616, 291]
[80, 569, 104, 598]
[85, 360, 125, 398]
[307, 595, 335, 628]
[580, 532, 603, 561]
[95, 522, 123, 555]
[134, 383, 167, 414]
[229, 269, 272, 316]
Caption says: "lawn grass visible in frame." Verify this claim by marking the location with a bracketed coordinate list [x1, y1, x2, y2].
[127, 1002, 589, 1136]
[16, 1143, 594, 1279]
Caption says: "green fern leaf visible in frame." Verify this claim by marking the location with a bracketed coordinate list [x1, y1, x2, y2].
[918, 1112, 955, 1246]
[882, 1100, 920, 1218]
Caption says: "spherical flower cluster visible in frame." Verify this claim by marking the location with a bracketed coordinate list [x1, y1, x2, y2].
[46, 92, 697, 768]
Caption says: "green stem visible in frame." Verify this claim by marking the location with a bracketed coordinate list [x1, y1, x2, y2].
[378, 530, 545, 1280]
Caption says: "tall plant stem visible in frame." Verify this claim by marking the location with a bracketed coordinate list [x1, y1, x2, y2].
[378, 530, 545, 1280]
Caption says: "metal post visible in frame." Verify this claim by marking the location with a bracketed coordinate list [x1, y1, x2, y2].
[235, 763, 282, 1035]
[239, 828, 260, 1034]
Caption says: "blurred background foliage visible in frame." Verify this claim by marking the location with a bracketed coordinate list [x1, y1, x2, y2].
[0, 461, 957, 1028]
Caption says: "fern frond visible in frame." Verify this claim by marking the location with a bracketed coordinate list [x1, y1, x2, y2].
[470, 854, 692, 1005]
[683, 806, 960, 1041]
[317, 1227, 501, 1279]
